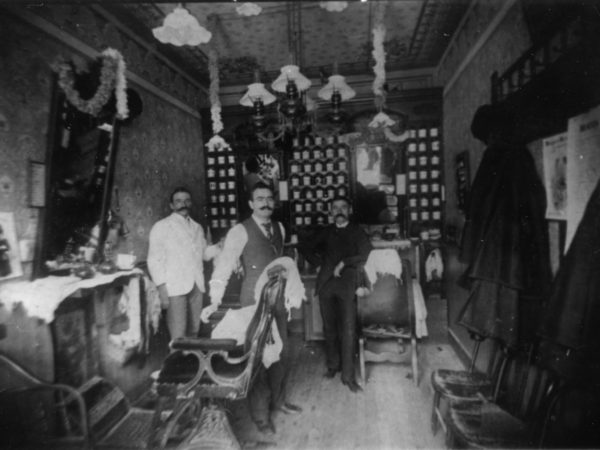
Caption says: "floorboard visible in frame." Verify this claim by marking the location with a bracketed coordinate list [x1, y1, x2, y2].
[225, 297, 464, 450]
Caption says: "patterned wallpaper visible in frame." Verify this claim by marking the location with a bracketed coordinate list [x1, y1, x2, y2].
[436, 1, 531, 227]
[0, 9, 206, 281]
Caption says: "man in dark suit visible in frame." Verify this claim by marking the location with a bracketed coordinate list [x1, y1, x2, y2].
[300, 196, 372, 392]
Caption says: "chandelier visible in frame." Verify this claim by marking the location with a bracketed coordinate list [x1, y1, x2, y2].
[239, 64, 355, 142]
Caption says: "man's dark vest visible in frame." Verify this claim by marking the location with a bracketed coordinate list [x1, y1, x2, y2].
[239, 217, 283, 306]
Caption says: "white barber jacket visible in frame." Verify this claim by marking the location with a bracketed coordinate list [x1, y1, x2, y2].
[147, 213, 210, 297]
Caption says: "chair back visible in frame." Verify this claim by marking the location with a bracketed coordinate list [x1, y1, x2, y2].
[245, 267, 286, 376]
[357, 259, 414, 329]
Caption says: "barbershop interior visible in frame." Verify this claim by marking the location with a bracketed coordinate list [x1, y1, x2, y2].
[1, 0, 600, 449]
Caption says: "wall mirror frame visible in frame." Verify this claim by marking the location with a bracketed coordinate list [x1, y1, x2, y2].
[347, 108, 408, 226]
[33, 76, 122, 278]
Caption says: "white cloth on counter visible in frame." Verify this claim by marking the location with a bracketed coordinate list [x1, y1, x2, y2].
[0, 269, 143, 323]
[425, 248, 444, 282]
[144, 275, 162, 333]
[212, 256, 305, 368]
[107, 275, 142, 361]
[363, 249, 403, 285]
[412, 279, 428, 338]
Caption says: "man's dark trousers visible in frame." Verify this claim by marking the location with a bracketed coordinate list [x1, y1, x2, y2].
[319, 268, 357, 383]
[248, 290, 289, 422]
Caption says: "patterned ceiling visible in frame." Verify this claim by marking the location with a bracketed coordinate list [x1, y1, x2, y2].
[118, 1, 469, 87]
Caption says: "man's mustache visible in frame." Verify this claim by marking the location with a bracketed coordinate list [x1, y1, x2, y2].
[177, 207, 189, 212]
[260, 206, 273, 211]
[335, 213, 347, 219]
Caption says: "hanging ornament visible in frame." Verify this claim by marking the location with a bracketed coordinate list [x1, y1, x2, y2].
[205, 48, 231, 153]
[208, 48, 223, 135]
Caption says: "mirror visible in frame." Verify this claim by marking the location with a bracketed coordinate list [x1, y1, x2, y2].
[35, 79, 121, 277]
[348, 108, 407, 225]
[353, 144, 398, 224]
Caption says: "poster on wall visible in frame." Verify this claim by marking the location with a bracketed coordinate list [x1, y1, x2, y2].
[0, 212, 23, 280]
[542, 132, 568, 220]
[565, 104, 600, 251]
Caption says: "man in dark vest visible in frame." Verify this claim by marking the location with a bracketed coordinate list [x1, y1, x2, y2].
[299, 196, 372, 392]
[201, 182, 301, 435]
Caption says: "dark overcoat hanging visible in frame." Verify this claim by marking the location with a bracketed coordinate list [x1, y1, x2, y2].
[458, 143, 551, 347]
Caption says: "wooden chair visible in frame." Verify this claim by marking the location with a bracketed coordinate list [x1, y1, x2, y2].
[0, 355, 158, 449]
[444, 348, 559, 449]
[0, 353, 89, 449]
[430, 339, 508, 435]
[357, 258, 419, 386]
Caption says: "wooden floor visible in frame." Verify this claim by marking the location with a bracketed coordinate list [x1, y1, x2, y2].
[225, 297, 464, 450]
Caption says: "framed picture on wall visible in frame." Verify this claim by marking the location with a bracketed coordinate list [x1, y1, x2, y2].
[241, 152, 282, 199]
[0, 212, 23, 280]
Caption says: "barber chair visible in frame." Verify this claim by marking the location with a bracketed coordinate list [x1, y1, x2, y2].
[0, 267, 285, 450]
[152, 266, 285, 449]
[357, 258, 419, 386]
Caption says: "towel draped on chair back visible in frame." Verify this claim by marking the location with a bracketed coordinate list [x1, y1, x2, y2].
[358, 257, 412, 327]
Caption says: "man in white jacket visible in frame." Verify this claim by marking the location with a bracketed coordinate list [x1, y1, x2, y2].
[148, 187, 219, 340]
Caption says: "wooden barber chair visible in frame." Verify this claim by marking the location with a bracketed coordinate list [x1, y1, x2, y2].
[357, 257, 419, 386]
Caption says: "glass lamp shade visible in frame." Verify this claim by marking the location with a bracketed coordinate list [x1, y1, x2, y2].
[318, 74, 356, 101]
[152, 6, 212, 46]
[239, 83, 276, 107]
[271, 65, 312, 93]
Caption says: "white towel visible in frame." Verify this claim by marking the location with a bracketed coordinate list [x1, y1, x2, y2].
[253, 256, 306, 320]
[212, 257, 305, 368]
[412, 280, 428, 338]
[425, 248, 444, 282]
[363, 249, 403, 285]
[211, 305, 257, 345]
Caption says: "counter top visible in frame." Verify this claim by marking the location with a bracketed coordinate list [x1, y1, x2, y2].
[0, 269, 143, 323]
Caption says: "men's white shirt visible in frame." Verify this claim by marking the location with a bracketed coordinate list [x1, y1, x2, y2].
[209, 215, 285, 305]
[147, 213, 218, 297]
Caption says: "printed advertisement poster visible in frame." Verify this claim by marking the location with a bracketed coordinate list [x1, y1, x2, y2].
[565, 105, 600, 251]
[542, 132, 568, 220]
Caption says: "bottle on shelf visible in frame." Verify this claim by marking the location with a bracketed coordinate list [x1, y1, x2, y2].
[336, 172, 347, 186]
[290, 173, 301, 188]
[315, 212, 327, 226]
[335, 157, 348, 172]
[336, 140, 348, 159]
[292, 137, 302, 160]
[324, 138, 336, 159]
[301, 136, 312, 160]
[312, 136, 323, 159]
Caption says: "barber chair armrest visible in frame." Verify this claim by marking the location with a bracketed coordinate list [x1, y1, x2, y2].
[170, 337, 238, 352]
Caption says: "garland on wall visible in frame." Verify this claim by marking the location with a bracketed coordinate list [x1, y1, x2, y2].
[56, 48, 129, 120]
[206, 48, 231, 153]
[368, 3, 408, 143]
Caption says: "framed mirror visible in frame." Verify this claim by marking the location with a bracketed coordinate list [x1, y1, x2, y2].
[347, 108, 407, 225]
[34, 78, 121, 277]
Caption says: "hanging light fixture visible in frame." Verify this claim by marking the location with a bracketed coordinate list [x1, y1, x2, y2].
[271, 64, 312, 119]
[239, 73, 277, 129]
[152, 4, 212, 46]
[318, 65, 356, 123]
